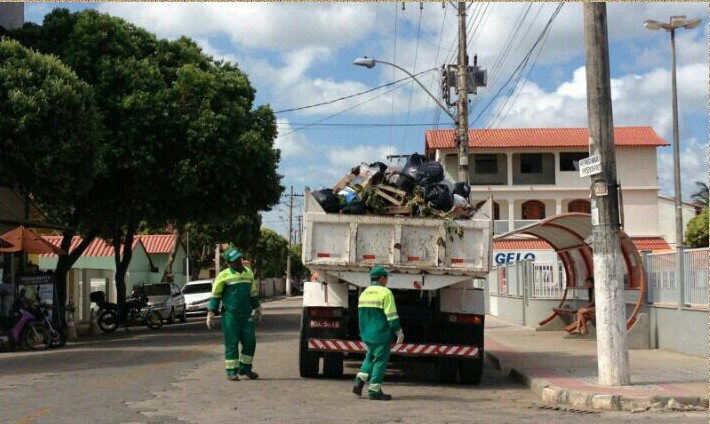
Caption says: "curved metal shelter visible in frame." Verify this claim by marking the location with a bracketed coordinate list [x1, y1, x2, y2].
[495, 213, 645, 330]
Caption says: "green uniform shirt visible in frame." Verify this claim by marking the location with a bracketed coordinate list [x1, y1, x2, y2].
[208, 266, 260, 318]
[358, 283, 401, 344]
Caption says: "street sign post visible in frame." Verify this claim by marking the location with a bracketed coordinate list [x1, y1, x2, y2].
[579, 154, 602, 177]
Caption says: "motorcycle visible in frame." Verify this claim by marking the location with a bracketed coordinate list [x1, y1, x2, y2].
[91, 290, 163, 333]
[27, 304, 66, 348]
[0, 305, 51, 351]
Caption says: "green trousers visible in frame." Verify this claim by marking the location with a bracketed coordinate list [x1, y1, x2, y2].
[357, 342, 390, 394]
[221, 311, 256, 375]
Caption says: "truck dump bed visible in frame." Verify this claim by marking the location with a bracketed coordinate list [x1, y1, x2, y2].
[302, 189, 493, 286]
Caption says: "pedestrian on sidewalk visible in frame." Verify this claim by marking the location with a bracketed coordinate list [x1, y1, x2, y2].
[352, 266, 404, 401]
[206, 246, 262, 381]
[565, 276, 595, 335]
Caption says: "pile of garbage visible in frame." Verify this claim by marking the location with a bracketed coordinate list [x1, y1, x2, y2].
[312, 153, 475, 219]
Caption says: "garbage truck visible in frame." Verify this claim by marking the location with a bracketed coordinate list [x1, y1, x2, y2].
[299, 189, 493, 384]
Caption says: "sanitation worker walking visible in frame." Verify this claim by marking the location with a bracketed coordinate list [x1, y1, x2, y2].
[206, 247, 262, 381]
[352, 265, 404, 401]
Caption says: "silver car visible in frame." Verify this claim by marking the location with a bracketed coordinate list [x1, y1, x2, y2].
[132, 283, 186, 324]
[181, 279, 214, 315]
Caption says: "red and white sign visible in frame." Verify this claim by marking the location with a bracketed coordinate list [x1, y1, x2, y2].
[308, 338, 479, 358]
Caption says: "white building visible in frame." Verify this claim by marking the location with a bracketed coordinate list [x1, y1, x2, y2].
[425, 126, 692, 250]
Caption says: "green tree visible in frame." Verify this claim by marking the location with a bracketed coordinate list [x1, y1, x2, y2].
[289, 243, 309, 282]
[684, 208, 708, 248]
[10, 9, 282, 308]
[690, 181, 709, 208]
[0, 37, 100, 205]
[249, 228, 288, 279]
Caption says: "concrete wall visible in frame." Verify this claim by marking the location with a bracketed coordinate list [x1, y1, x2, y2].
[647, 306, 707, 358]
[489, 294, 708, 358]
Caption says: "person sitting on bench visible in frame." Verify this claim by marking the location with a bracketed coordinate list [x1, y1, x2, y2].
[565, 276, 595, 335]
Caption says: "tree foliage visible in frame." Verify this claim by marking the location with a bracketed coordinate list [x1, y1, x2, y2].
[0, 37, 101, 206]
[684, 208, 708, 248]
[249, 228, 288, 279]
[8, 9, 283, 308]
[690, 181, 709, 208]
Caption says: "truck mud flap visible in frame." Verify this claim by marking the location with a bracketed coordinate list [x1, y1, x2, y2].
[308, 338, 480, 358]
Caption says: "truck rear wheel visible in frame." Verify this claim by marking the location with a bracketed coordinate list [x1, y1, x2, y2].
[323, 353, 343, 378]
[437, 357, 458, 383]
[299, 312, 319, 378]
[459, 356, 483, 385]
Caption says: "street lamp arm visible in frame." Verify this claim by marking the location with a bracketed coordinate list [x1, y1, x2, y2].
[353, 57, 458, 123]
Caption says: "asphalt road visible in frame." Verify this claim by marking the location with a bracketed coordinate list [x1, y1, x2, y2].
[1, 297, 705, 424]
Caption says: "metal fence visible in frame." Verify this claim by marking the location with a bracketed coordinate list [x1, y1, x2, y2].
[490, 247, 709, 309]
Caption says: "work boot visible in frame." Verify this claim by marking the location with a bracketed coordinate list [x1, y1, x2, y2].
[227, 374, 240, 381]
[368, 391, 392, 401]
[352, 377, 365, 396]
[238, 370, 259, 380]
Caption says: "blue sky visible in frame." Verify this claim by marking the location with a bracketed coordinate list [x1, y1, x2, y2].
[24, 2, 709, 238]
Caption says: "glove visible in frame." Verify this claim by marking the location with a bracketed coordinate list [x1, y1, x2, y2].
[253, 307, 262, 324]
[395, 329, 404, 345]
[206, 311, 214, 330]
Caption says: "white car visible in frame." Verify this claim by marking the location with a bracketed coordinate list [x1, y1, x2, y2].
[182, 279, 214, 315]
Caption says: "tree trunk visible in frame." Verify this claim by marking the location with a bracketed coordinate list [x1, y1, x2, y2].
[112, 224, 135, 306]
[161, 225, 183, 283]
[55, 226, 100, 328]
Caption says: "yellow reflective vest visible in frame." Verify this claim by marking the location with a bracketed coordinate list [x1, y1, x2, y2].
[358, 283, 401, 344]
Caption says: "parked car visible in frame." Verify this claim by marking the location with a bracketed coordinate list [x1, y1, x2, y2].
[132, 283, 186, 324]
[181, 279, 214, 315]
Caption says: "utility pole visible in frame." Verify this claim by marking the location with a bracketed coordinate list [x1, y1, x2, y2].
[456, 1, 470, 185]
[286, 186, 294, 297]
[583, 3, 630, 386]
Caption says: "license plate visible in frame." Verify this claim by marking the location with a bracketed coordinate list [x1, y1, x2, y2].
[309, 319, 340, 329]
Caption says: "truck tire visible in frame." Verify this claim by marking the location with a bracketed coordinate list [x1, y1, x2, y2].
[323, 353, 343, 378]
[437, 357, 458, 383]
[459, 356, 483, 385]
[299, 312, 319, 378]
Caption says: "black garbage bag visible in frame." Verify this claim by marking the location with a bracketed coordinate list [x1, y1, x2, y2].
[312, 188, 341, 213]
[370, 161, 388, 173]
[453, 182, 471, 198]
[340, 198, 366, 215]
[424, 183, 453, 212]
[384, 171, 416, 194]
[401, 152, 443, 186]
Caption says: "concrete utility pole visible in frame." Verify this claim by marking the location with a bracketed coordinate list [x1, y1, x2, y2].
[583, 3, 630, 386]
[286, 186, 294, 296]
[456, 1, 470, 185]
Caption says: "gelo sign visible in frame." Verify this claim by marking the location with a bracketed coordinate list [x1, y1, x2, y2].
[495, 252, 536, 265]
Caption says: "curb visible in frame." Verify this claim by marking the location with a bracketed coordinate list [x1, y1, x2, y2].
[486, 351, 708, 412]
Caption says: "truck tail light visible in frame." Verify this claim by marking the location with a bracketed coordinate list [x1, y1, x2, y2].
[308, 307, 342, 318]
[449, 314, 483, 325]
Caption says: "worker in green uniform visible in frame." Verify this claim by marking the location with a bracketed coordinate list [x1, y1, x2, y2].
[352, 265, 404, 401]
[206, 247, 262, 381]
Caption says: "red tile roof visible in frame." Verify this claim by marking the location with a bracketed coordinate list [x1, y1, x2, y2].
[494, 236, 670, 252]
[493, 238, 553, 250]
[135, 234, 177, 254]
[40, 236, 143, 257]
[631, 237, 672, 252]
[425, 126, 669, 152]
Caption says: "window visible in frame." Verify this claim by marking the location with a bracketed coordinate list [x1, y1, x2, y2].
[476, 200, 500, 220]
[522, 200, 545, 220]
[560, 152, 588, 171]
[568, 199, 591, 213]
[520, 154, 543, 174]
[475, 154, 498, 174]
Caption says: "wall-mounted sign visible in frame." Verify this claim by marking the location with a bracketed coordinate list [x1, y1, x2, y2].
[579, 154, 601, 177]
[593, 181, 608, 196]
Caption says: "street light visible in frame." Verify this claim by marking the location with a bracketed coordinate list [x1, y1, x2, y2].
[353, 57, 458, 123]
[643, 15, 701, 247]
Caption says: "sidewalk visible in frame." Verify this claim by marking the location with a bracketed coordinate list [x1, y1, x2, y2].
[484, 315, 708, 412]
